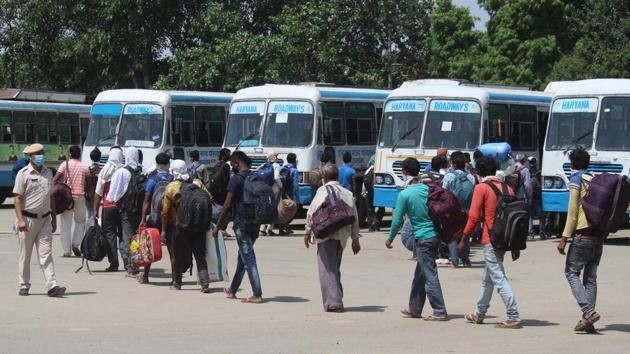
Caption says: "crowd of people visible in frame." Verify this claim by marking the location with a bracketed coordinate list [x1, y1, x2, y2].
[12, 142, 607, 333]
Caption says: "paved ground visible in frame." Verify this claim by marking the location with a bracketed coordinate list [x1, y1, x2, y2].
[1, 198, 629, 354]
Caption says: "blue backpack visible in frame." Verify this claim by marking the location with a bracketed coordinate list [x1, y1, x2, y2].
[279, 165, 294, 197]
[256, 163, 275, 186]
[448, 171, 474, 210]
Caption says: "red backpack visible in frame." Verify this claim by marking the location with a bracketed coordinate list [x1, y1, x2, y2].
[427, 184, 467, 244]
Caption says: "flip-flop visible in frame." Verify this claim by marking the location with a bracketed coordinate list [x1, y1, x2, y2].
[241, 296, 263, 304]
[465, 313, 483, 324]
[496, 320, 523, 329]
[400, 309, 422, 318]
[223, 287, 237, 299]
[423, 315, 449, 321]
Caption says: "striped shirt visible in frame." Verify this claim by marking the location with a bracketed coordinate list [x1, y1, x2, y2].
[57, 159, 88, 197]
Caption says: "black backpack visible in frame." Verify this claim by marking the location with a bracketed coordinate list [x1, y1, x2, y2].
[87, 164, 101, 196]
[75, 224, 108, 275]
[148, 175, 174, 228]
[177, 182, 212, 232]
[199, 161, 229, 205]
[122, 166, 147, 214]
[279, 165, 294, 198]
[485, 181, 529, 251]
[243, 173, 278, 224]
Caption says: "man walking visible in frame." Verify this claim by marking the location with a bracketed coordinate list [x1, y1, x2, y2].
[187, 150, 201, 181]
[386, 157, 448, 321]
[54, 145, 90, 257]
[14, 143, 66, 297]
[338, 152, 356, 192]
[214, 151, 263, 303]
[557, 148, 601, 333]
[460, 156, 522, 329]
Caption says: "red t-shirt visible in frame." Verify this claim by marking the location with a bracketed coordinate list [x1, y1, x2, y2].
[463, 177, 514, 244]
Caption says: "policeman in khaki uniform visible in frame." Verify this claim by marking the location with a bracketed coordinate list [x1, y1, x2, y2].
[14, 143, 66, 297]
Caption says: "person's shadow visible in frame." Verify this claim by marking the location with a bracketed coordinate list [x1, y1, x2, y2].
[264, 296, 310, 303]
[344, 305, 387, 313]
[600, 324, 630, 333]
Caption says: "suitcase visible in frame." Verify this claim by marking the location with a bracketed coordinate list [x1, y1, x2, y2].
[130, 228, 162, 267]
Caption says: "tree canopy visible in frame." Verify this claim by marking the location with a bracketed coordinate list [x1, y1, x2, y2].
[0, 0, 627, 94]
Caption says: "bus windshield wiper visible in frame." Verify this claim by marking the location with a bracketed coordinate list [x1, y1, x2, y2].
[391, 125, 419, 153]
[96, 133, 117, 148]
[235, 131, 259, 150]
[563, 130, 593, 153]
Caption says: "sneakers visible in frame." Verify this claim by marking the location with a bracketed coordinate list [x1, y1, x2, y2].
[18, 288, 29, 296]
[47, 286, 66, 297]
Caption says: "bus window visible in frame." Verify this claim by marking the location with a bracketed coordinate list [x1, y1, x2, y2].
[596, 97, 630, 150]
[322, 102, 344, 145]
[376, 107, 383, 131]
[509, 105, 537, 150]
[80, 116, 90, 144]
[13, 111, 35, 143]
[87, 103, 121, 146]
[58, 113, 81, 144]
[424, 100, 481, 150]
[346, 102, 376, 145]
[118, 104, 164, 147]
[263, 101, 314, 148]
[35, 112, 58, 144]
[485, 104, 508, 143]
[546, 98, 597, 150]
[195, 106, 225, 146]
[172, 106, 194, 146]
[0, 110, 11, 142]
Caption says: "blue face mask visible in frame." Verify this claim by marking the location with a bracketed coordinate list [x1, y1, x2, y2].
[33, 154, 45, 166]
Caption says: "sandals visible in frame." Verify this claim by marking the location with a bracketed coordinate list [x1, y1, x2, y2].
[223, 287, 237, 299]
[575, 312, 600, 332]
[465, 313, 483, 324]
[241, 296, 263, 304]
[496, 320, 523, 329]
[400, 309, 422, 319]
[423, 315, 449, 321]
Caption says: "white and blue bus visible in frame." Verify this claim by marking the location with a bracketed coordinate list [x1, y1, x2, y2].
[0, 89, 91, 204]
[542, 79, 630, 214]
[81, 89, 233, 168]
[223, 83, 390, 205]
[374, 80, 552, 208]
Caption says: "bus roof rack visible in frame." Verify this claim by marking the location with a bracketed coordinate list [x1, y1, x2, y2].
[0, 88, 87, 103]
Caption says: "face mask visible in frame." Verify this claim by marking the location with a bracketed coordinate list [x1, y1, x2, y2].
[34, 154, 45, 166]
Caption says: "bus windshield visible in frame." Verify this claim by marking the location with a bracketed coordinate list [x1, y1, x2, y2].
[225, 101, 265, 147]
[262, 101, 314, 148]
[85, 103, 121, 146]
[378, 100, 426, 148]
[595, 97, 630, 151]
[546, 98, 597, 151]
[423, 100, 481, 149]
[117, 103, 164, 148]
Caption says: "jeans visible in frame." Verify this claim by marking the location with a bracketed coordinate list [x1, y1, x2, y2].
[564, 237, 603, 317]
[101, 207, 121, 269]
[476, 244, 520, 321]
[528, 203, 546, 237]
[120, 210, 139, 272]
[173, 227, 208, 286]
[448, 238, 470, 266]
[409, 237, 447, 316]
[230, 228, 262, 297]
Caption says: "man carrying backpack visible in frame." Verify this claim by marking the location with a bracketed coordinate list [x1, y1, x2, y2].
[442, 151, 475, 268]
[278, 152, 299, 235]
[557, 148, 601, 333]
[138, 153, 174, 284]
[214, 151, 264, 304]
[258, 151, 282, 236]
[386, 157, 448, 321]
[187, 150, 201, 181]
[460, 156, 522, 329]
[162, 160, 212, 292]
[86, 148, 101, 221]
[422, 155, 448, 184]
[107, 147, 146, 277]
[511, 154, 533, 207]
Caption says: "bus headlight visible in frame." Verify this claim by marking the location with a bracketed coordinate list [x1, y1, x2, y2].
[543, 177, 566, 189]
[375, 175, 384, 185]
[554, 178, 565, 189]
[384, 175, 394, 185]
[543, 178, 553, 189]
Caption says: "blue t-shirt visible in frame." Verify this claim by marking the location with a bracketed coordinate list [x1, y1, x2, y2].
[227, 170, 259, 232]
[339, 164, 356, 191]
[145, 171, 174, 195]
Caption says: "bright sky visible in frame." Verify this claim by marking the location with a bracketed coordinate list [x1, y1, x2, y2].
[452, 0, 490, 30]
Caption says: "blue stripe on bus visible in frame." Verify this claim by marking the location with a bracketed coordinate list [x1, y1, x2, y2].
[0, 101, 90, 112]
[374, 186, 400, 208]
[542, 190, 569, 212]
[562, 163, 624, 173]
[170, 95, 233, 104]
[488, 93, 552, 104]
[320, 91, 390, 100]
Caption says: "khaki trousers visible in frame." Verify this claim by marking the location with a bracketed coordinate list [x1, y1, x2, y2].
[18, 216, 58, 291]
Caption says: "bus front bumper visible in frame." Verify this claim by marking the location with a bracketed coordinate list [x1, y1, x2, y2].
[542, 190, 569, 212]
[374, 186, 399, 208]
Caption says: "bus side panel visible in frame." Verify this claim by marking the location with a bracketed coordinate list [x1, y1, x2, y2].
[542, 190, 569, 212]
[374, 187, 399, 208]
[299, 184, 313, 205]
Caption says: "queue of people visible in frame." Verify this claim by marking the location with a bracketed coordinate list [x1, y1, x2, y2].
[11, 142, 611, 334]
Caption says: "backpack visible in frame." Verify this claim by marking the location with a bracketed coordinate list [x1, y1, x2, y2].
[448, 172, 474, 210]
[582, 173, 630, 236]
[311, 185, 356, 239]
[279, 165, 294, 198]
[122, 166, 147, 215]
[485, 181, 529, 251]
[75, 224, 108, 275]
[87, 164, 101, 196]
[148, 174, 174, 228]
[427, 184, 467, 244]
[199, 161, 229, 205]
[177, 182, 212, 232]
[53, 161, 74, 212]
[505, 166, 524, 194]
[243, 173, 278, 224]
[256, 162, 275, 186]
